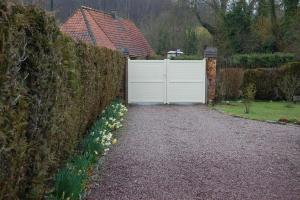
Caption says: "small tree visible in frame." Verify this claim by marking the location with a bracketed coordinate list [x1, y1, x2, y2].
[243, 83, 256, 114]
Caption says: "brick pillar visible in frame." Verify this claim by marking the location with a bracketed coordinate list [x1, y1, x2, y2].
[204, 47, 217, 103]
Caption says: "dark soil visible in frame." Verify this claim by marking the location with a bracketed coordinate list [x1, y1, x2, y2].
[87, 105, 300, 200]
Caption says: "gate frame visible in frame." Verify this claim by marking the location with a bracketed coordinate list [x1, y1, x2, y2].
[124, 47, 217, 105]
[127, 59, 207, 104]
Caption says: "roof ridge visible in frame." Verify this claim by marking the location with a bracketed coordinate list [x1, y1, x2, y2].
[85, 9, 117, 50]
[80, 8, 97, 45]
[80, 6, 119, 18]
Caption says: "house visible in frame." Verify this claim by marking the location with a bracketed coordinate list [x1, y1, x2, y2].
[61, 6, 154, 59]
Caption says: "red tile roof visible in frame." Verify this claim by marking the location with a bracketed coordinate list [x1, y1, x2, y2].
[61, 6, 154, 58]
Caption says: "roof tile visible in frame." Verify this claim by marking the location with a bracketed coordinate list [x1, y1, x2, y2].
[60, 10, 93, 44]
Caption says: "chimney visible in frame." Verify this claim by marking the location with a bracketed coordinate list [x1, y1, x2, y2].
[111, 11, 118, 19]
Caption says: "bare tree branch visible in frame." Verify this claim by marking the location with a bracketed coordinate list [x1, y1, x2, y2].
[194, 9, 217, 35]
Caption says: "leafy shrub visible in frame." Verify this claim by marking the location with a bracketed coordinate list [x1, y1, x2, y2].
[0, 1, 125, 199]
[242, 68, 281, 100]
[242, 84, 256, 114]
[217, 68, 244, 100]
[232, 53, 295, 68]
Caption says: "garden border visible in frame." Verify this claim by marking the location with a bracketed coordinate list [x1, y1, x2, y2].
[212, 107, 300, 126]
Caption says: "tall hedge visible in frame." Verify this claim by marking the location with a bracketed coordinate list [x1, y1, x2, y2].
[0, 2, 125, 199]
[242, 62, 300, 100]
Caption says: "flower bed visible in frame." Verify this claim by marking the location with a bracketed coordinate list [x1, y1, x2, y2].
[49, 101, 128, 200]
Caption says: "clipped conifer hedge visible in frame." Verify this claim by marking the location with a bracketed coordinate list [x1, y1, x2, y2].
[241, 62, 300, 100]
[0, 1, 125, 199]
[232, 53, 295, 68]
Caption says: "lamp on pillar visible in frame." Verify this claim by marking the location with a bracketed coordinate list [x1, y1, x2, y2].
[204, 47, 217, 104]
[204, 47, 217, 58]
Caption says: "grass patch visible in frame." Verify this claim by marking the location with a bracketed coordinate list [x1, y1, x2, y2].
[215, 101, 300, 122]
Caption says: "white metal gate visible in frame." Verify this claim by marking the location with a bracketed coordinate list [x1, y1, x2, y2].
[128, 59, 206, 104]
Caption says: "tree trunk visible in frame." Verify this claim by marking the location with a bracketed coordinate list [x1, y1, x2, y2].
[269, 0, 281, 51]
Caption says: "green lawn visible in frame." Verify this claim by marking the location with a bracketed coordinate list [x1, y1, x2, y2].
[215, 101, 300, 122]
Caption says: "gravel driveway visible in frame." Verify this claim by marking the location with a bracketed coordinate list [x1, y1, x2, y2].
[88, 105, 300, 200]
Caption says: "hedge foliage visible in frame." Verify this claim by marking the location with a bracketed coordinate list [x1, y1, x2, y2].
[147, 54, 203, 60]
[242, 62, 300, 100]
[217, 62, 300, 100]
[232, 53, 295, 68]
[217, 68, 244, 100]
[0, 1, 125, 199]
[242, 68, 281, 100]
[171, 55, 203, 60]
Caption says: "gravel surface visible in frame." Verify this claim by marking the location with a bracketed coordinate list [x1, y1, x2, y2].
[87, 105, 300, 200]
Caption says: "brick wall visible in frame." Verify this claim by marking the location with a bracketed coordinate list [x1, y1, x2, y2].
[206, 57, 217, 102]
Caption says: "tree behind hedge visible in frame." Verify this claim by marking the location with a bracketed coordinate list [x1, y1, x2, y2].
[0, 1, 125, 199]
